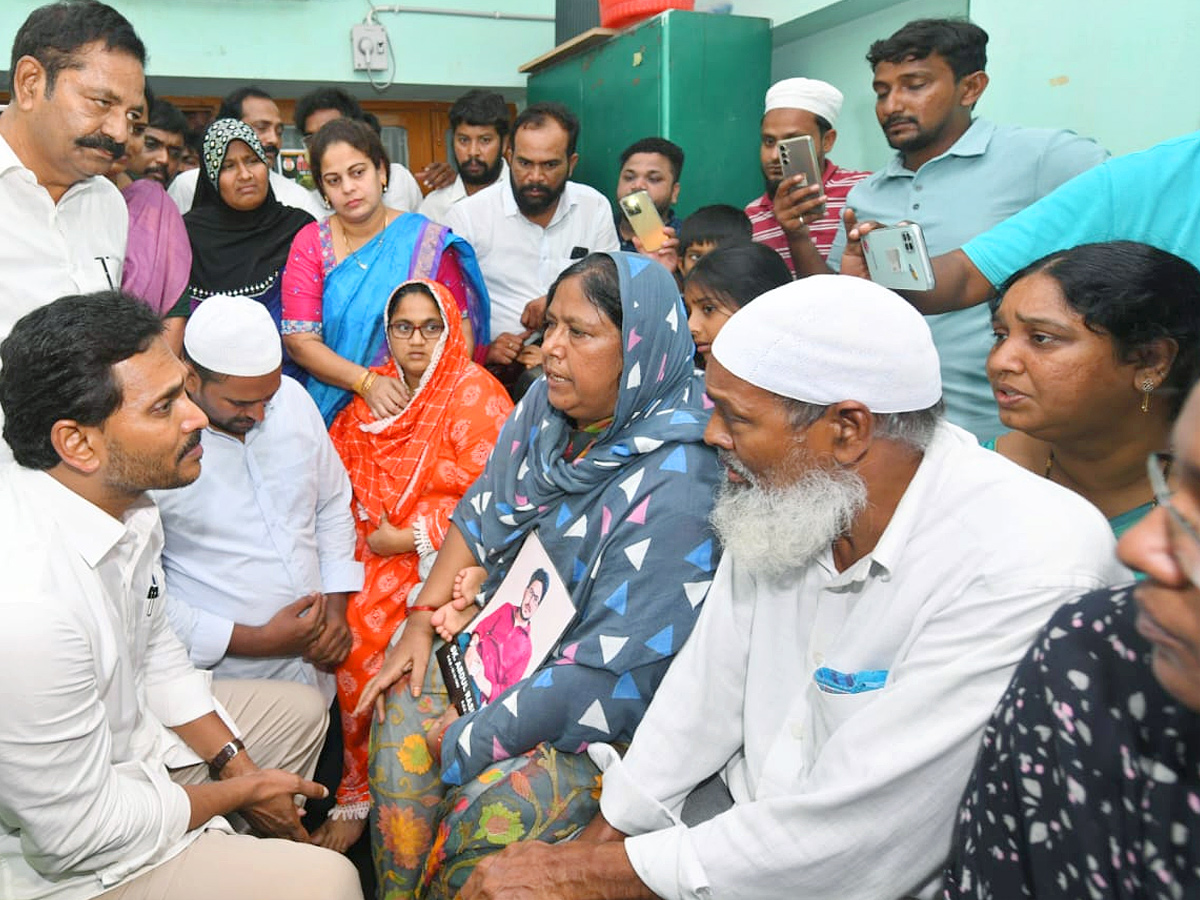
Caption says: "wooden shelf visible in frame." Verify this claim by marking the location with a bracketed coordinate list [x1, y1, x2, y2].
[519, 27, 618, 74]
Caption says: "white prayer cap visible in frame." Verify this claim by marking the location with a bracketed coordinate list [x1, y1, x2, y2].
[183, 294, 282, 378]
[764, 77, 844, 127]
[711, 275, 942, 414]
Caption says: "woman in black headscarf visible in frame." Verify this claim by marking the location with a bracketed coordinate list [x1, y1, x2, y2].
[183, 118, 312, 375]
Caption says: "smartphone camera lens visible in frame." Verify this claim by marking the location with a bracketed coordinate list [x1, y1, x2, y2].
[902, 233, 915, 252]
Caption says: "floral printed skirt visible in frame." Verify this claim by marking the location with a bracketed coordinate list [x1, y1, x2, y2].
[369, 661, 603, 899]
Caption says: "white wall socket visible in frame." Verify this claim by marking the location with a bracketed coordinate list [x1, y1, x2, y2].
[351, 24, 389, 72]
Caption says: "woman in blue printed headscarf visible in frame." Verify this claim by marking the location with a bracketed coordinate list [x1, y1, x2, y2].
[354, 251, 722, 899]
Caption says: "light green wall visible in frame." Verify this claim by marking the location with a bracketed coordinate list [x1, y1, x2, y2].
[761, 0, 1200, 173]
[969, 0, 1200, 158]
[3, 0, 1192, 154]
[0, 0, 555, 99]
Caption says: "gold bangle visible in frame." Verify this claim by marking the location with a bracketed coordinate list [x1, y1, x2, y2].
[353, 369, 377, 396]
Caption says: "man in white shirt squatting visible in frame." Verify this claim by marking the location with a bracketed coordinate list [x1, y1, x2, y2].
[0, 0, 141, 464]
[461, 275, 1127, 900]
[0, 290, 361, 900]
[154, 294, 364, 849]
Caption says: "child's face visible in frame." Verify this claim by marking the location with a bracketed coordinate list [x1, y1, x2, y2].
[683, 279, 736, 364]
[679, 240, 717, 277]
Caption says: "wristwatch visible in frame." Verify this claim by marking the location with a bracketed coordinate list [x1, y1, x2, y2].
[208, 738, 245, 780]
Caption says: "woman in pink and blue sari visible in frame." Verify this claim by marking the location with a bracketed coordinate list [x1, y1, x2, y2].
[282, 117, 490, 426]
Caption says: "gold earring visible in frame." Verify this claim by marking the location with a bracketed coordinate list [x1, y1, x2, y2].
[1142, 378, 1155, 414]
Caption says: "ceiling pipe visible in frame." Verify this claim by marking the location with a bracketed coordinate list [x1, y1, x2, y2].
[365, 6, 556, 25]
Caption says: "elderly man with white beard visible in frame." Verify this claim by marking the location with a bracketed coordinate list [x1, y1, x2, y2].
[459, 275, 1128, 900]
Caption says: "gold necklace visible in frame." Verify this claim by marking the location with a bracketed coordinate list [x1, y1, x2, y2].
[339, 216, 385, 270]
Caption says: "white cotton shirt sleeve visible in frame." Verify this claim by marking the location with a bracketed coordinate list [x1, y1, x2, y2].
[0, 597, 193, 886]
[384, 163, 424, 213]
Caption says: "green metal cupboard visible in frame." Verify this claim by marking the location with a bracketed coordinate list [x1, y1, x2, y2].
[526, 10, 772, 218]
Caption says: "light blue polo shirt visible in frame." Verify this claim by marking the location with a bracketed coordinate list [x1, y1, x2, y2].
[828, 119, 1107, 441]
[964, 130, 1200, 286]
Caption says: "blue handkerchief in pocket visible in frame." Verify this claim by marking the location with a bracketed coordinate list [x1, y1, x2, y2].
[813, 667, 888, 694]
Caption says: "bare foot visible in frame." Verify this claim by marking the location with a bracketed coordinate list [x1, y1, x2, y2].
[453, 566, 487, 606]
[429, 567, 487, 641]
[310, 815, 366, 854]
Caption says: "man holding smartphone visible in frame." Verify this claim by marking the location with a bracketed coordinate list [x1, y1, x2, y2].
[745, 77, 870, 276]
[826, 19, 1107, 442]
[613, 137, 684, 270]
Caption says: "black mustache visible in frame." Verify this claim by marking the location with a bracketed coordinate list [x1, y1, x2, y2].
[883, 116, 917, 129]
[177, 431, 201, 461]
[76, 134, 125, 157]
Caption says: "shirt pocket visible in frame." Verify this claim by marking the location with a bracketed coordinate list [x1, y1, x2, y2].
[809, 669, 889, 746]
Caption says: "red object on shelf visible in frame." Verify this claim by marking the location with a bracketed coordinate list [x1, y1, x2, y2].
[598, 0, 695, 30]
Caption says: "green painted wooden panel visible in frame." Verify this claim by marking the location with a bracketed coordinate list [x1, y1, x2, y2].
[661, 12, 771, 216]
[528, 11, 770, 218]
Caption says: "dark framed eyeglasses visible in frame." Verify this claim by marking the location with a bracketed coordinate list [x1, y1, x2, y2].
[387, 321, 445, 340]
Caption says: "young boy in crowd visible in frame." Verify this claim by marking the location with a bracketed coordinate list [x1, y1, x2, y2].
[677, 204, 753, 277]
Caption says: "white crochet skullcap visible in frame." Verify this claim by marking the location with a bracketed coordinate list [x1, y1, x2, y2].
[764, 77, 844, 127]
[184, 294, 282, 377]
[711, 275, 942, 414]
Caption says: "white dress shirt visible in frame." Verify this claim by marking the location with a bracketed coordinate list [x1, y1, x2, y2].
[593, 423, 1129, 900]
[154, 377, 362, 702]
[0, 468, 232, 900]
[0, 133, 128, 466]
[417, 160, 509, 225]
[382, 162, 422, 212]
[445, 177, 619, 337]
[168, 166, 325, 219]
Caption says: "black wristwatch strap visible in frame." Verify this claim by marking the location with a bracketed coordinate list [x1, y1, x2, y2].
[208, 738, 245, 780]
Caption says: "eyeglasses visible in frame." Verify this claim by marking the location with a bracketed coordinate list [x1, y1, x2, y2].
[1147, 451, 1200, 586]
[387, 321, 445, 340]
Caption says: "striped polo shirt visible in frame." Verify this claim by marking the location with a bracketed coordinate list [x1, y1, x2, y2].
[745, 159, 870, 274]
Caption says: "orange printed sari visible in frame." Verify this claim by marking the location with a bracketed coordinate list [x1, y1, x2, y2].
[328, 278, 512, 818]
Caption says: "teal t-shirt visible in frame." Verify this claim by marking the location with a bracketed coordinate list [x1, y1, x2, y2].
[964, 130, 1200, 286]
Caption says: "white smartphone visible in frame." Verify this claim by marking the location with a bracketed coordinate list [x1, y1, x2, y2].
[861, 224, 936, 291]
[618, 190, 667, 252]
[777, 135, 825, 216]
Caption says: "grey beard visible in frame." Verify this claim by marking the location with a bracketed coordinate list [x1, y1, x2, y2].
[710, 464, 868, 581]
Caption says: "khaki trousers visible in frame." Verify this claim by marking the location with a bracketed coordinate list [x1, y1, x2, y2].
[97, 679, 362, 900]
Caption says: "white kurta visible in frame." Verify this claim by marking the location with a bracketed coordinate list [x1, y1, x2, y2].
[0, 469, 232, 900]
[594, 422, 1129, 900]
[154, 377, 362, 702]
[418, 160, 510, 225]
[0, 134, 129, 466]
[445, 177, 619, 337]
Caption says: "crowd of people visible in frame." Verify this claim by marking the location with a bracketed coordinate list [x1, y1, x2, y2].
[1, 2, 1199, 900]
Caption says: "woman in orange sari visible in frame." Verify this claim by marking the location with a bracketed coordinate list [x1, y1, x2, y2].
[322, 278, 512, 851]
